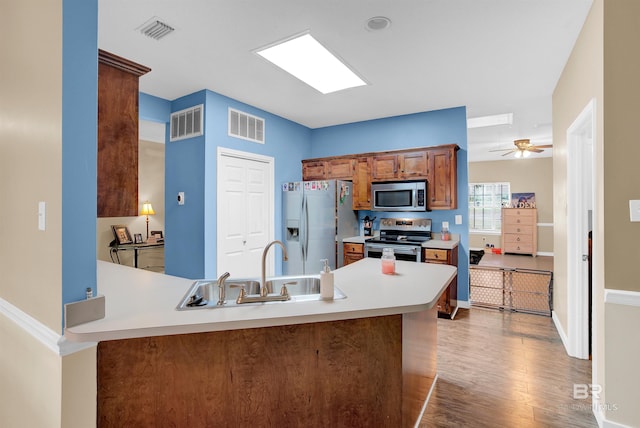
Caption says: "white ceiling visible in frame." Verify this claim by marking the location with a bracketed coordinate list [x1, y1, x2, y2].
[99, 0, 593, 162]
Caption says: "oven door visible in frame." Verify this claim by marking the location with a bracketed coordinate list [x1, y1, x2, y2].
[364, 242, 421, 262]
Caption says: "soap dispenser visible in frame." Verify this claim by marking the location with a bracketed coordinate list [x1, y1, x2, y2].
[320, 259, 334, 300]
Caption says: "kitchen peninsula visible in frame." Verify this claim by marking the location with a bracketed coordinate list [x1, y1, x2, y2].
[66, 258, 456, 427]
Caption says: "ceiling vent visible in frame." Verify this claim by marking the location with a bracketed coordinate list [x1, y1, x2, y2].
[138, 17, 174, 40]
[170, 105, 203, 142]
[228, 108, 265, 144]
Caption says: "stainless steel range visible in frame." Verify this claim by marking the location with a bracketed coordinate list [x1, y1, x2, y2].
[364, 218, 432, 262]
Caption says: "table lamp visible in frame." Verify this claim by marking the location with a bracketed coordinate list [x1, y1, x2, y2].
[140, 201, 155, 239]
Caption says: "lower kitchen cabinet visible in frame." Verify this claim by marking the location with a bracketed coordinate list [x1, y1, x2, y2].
[423, 245, 458, 319]
[343, 243, 365, 266]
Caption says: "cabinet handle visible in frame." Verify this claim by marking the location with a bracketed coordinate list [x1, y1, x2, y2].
[516, 237, 520, 242]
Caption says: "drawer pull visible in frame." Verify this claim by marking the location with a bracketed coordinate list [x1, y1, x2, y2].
[517, 237, 520, 241]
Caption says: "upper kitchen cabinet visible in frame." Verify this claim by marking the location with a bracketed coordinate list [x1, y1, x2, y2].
[427, 145, 458, 210]
[302, 157, 355, 181]
[302, 144, 459, 211]
[97, 50, 150, 218]
[371, 150, 428, 181]
[326, 157, 355, 180]
[352, 157, 372, 210]
[301, 160, 327, 181]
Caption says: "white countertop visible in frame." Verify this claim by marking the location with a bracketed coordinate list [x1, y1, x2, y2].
[343, 235, 459, 250]
[64, 259, 457, 343]
[342, 235, 376, 243]
[421, 237, 460, 250]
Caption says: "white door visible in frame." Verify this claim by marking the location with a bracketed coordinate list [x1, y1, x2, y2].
[217, 149, 274, 278]
[566, 99, 595, 360]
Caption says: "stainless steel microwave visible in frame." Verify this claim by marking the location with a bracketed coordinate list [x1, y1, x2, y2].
[371, 181, 427, 211]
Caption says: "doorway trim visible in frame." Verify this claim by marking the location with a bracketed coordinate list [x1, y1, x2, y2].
[216, 147, 275, 277]
[565, 98, 596, 360]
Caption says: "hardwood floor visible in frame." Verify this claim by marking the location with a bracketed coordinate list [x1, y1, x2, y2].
[421, 308, 598, 428]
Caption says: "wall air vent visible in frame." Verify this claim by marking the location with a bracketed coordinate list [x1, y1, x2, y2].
[170, 105, 203, 142]
[228, 108, 265, 144]
[138, 17, 175, 40]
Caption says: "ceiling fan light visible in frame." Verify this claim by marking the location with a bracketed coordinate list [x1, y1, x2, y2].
[514, 150, 523, 158]
[523, 150, 531, 158]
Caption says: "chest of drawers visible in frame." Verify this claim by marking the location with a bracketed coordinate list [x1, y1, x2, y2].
[502, 208, 537, 256]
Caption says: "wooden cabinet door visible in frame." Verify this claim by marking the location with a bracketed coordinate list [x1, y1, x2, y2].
[302, 160, 326, 181]
[423, 245, 458, 318]
[343, 243, 364, 266]
[427, 146, 457, 210]
[399, 151, 428, 178]
[97, 50, 150, 218]
[371, 154, 399, 180]
[326, 158, 354, 180]
[352, 157, 372, 210]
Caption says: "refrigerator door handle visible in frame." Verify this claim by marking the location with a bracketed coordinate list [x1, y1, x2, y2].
[302, 193, 310, 262]
[300, 193, 307, 262]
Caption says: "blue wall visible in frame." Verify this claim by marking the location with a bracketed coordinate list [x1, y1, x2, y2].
[163, 90, 311, 278]
[61, 0, 98, 317]
[310, 107, 470, 302]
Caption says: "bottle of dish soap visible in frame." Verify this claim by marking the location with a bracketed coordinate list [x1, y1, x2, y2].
[320, 259, 334, 300]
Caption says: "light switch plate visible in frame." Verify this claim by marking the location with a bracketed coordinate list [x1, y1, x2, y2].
[38, 201, 46, 231]
[630, 200, 640, 222]
[178, 192, 185, 205]
[455, 215, 462, 225]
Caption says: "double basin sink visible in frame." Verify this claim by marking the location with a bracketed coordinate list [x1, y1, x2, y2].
[176, 275, 346, 310]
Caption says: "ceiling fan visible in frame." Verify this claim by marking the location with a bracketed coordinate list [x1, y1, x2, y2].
[490, 139, 553, 158]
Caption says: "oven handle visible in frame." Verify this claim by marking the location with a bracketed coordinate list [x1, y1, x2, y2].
[365, 243, 419, 256]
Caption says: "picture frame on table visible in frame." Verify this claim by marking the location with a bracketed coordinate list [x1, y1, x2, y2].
[150, 230, 164, 241]
[134, 233, 144, 244]
[111, 225, 133, 245]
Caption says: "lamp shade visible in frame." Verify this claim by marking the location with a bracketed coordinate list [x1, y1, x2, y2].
[140, 201, 155, 216]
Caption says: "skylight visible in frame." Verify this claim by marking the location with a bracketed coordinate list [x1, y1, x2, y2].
[256, 33, 367, 95]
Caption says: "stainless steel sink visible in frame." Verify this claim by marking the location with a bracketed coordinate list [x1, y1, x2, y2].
[176, 275, 346, 310]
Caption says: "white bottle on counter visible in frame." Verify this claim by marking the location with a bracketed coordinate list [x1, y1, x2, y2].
[320, 259, 334, 300]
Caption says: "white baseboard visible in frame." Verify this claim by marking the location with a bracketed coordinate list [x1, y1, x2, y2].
[0, 297, 95, 357]
[413, 374, 439, 428]
[552, 310, 570, 355]
[457, 300, 471, 309]
[536, 251, 554, 257]
[596, 406, 633, 428]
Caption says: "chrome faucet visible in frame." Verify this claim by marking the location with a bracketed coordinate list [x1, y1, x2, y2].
[261, 240, 288, 297]
[216, 272, 230, 305]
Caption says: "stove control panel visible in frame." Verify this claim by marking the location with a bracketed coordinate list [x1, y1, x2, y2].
[379, 217, 431, 231]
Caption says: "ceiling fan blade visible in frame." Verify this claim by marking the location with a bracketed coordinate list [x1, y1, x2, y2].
[528, 148, 544, 153]
[489, 148, 515, 153]
[501, 151, 515, 156]
[533, 144, 553, 149]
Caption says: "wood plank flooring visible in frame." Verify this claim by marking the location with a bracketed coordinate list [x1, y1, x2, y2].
[421, 308, 598, 428]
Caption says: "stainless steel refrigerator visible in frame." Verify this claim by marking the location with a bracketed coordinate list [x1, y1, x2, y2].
[282, 180, 358, 275]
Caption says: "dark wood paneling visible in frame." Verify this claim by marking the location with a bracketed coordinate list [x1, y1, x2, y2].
[97, 315, 415, 428]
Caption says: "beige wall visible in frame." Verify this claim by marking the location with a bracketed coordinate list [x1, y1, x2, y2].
[554, 0, 640, 425]
[97, 139, 165, 270]
[468, 158, 553, 254]
[1, 2, 96, 427]
[1, 0, 63, 332]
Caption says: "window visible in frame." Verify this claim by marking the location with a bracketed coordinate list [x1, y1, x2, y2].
[468, 182, 511, 232]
